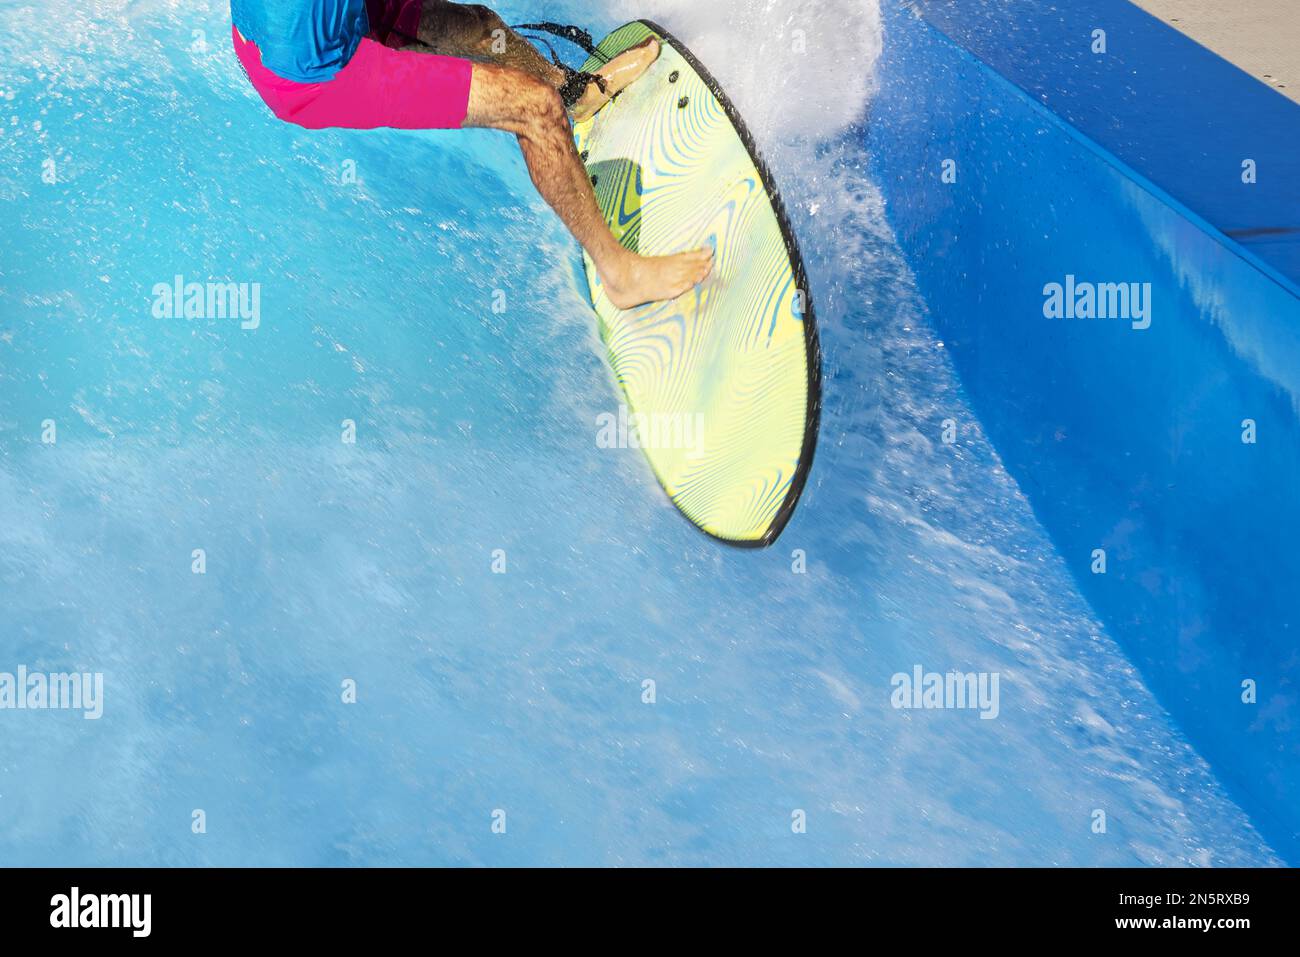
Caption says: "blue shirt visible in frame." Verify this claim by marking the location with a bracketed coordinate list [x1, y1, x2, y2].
[231, 0, 370, 83]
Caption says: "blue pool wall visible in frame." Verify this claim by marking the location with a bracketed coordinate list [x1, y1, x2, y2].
[868, 0, 1300, 862]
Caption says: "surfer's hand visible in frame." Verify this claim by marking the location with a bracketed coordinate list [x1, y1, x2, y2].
[571, 38, 661, 122]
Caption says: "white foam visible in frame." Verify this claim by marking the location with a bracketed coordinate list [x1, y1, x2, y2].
[605, 0, 882, 146]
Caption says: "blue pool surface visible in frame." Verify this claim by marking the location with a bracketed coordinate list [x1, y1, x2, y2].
[870, 0, 1300, 862]
[0, 0, 1282, 865]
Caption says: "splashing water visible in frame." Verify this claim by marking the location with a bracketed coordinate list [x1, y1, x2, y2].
[624, 0, 883, 144]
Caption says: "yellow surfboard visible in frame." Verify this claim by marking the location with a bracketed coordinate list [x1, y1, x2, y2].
[575, 20, 822, 547]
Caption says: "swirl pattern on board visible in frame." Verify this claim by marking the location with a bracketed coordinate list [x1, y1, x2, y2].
[576, 21, 820, 546]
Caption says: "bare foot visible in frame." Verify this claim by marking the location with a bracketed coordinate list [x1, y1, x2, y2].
[600, 247, 714, 309]
[571, 38, 661, 123]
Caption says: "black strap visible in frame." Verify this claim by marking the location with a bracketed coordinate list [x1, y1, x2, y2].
[511, 20, 609, 108]
[511, 21, 606, 61]
[558, 68, 607, 108]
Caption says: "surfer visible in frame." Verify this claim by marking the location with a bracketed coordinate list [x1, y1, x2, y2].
[230, 0, 714, 308]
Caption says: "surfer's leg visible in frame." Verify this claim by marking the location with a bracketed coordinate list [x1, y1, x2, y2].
[392, 2, 661, 121]
[463, 63, 713, 309]
[392, 1, 564, 85]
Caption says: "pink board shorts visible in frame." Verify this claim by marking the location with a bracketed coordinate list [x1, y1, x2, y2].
[231, 18, 474, 131]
